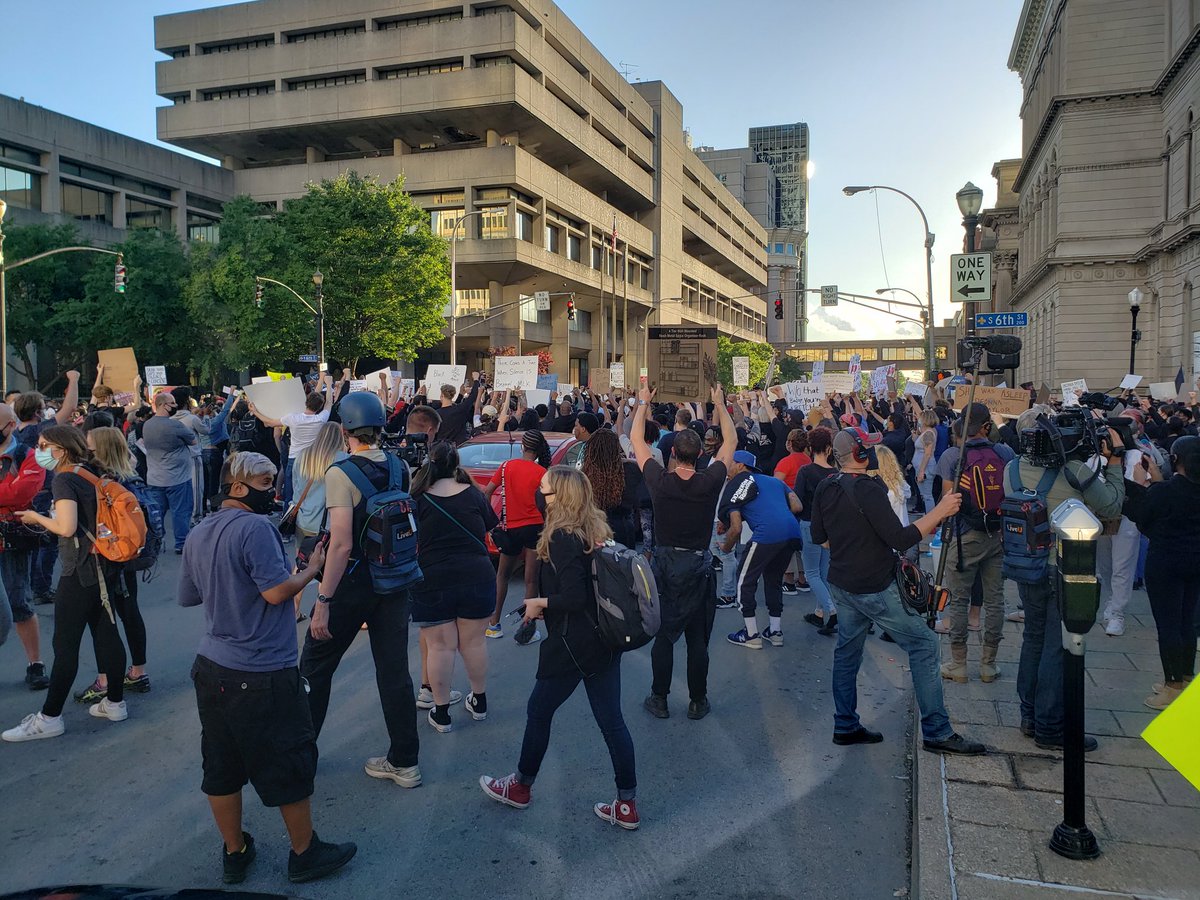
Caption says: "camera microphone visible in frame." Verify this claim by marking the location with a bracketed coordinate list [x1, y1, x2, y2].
[984, 335, 1023, 356]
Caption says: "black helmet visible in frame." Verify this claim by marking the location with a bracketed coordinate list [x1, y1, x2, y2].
[1169, 435, 1200, 484]
[338, 392, 386, 431]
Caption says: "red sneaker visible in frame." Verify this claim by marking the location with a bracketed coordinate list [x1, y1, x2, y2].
[479, 773, 530, 809]
[594, 798, 639, 830]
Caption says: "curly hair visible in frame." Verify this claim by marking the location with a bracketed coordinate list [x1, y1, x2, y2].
[807, 426, 833, 457]
[580, 427, 625, 511]
[535, 466, 613, 562]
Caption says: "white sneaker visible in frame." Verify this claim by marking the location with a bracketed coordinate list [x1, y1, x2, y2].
[1104, 616, 1125, 637]
[416, 687, 462, 710]
[2, 712, 65, 742]
[364, 756, 422, 788]
[89, 698, 128, 722]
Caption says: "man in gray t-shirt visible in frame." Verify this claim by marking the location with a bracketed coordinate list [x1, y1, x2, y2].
[142, 392, 197, 552]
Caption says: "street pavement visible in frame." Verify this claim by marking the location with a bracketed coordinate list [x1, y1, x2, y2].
[914, 584, 1200, 900]
[1, 553, 919, 899]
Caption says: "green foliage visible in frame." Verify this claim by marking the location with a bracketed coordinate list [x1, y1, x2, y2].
[716, 336, 775, 388]
[776, 354, 805, 384]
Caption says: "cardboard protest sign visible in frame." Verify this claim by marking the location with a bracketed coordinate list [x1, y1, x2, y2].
[610, 362, 625, 391]
[1061, 379, 1088, 406]
[822, 373, 856, 396]
[953, 385, 1030, 418]
[423, 365, 467, 399]
[1120, 374, 1143, 390]
[590, 368, 611, 394]
[732, 356, 750, 387]
[1037, 383, 1051, 405]
[97, 348, 139, 396]
[536, 374, 558, 391]
[1149, 382, 1178, 401]
[648, 325, 718, 403]
[145, 366, 168, 386]
[493, 356, 540, 391]
[244, 378, 306, 421]
[559, 383, 574, 395]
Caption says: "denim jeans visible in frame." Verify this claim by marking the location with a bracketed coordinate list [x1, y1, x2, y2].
[711, 524, 742, 598]
[828, 582, 953, 742]
[149, 480, 194, 551]
[517, 657, 636, 800]
[798, 520, 835, 616]
[1015, 573, 1064, 741]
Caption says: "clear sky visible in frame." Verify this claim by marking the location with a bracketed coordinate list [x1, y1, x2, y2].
[2, 0, 1025, 341]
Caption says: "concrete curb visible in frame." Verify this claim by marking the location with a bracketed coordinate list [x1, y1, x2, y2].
[911, 707, 955, 900]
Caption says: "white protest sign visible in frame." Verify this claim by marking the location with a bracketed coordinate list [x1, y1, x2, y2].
[243, 378, 306, 421]
[400, 379, 415, 397]
[847, 354, 862, 383]
[558, 383, 574, 395]
[1149, 382, 1178, 401]
[493, 356, 540, 391]
[784, 381, 825, 412]
[525, 388, 552, 409]
[250, 376, 272, 385]
[1061, 379, 1088, 406]
[904, 381, 928, 400]
[424, 365, 467, 398]
[145, 365, 168, 386]
[1119, 374, 1143, 390]
[822, 373, 856, 396]
[348, 380, 371, 393]
[732, 356, 750, 387]
[868, 368, 889, 397]
[812, 360, 825, 380]
[362, 366, 391, 388]
[609, 362, 625, 390]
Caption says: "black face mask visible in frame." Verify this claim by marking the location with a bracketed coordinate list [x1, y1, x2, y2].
[219, 482, 276, 515]
[534, 489, 547, 517]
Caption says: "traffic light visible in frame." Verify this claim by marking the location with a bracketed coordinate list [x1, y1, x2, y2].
[254, 281, 264, 308]
[113, 260, 126, 294]
[566, 296, 576, 321]
[928, 369, 952, 383]
[774, 296, 784, 320]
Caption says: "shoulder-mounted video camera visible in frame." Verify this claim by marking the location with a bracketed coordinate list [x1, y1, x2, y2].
[380, 431, 429, 470]
[956, 334, 1023, 373]
[1019, 392, 1137, 469]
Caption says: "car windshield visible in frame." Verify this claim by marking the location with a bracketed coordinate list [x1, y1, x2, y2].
[458, 440, 524, 469]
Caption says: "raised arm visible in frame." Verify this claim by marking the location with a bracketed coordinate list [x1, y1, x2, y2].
[630, 384, 657, 469]
[712, 385, 736, 470]
[56, 370, 81, 424]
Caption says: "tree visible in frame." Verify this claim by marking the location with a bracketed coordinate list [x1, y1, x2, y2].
[716, 336, 774, 388]
[1, 221, 91, 388]
[280, 172, 450, 373]
[776, 354, 806, 384]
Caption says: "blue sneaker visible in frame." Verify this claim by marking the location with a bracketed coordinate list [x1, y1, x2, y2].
[726, 628, 762, 649]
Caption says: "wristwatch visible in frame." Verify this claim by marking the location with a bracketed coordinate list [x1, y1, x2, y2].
[316, 593, 332, 605]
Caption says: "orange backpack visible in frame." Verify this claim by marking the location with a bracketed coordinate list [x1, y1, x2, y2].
[70, 466, 148, 563]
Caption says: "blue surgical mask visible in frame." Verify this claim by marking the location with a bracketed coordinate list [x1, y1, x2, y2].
[34, 448, 58, 471]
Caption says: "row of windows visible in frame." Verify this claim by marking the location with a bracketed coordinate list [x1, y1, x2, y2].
[285, 23, 366, 43]
[379, 61, 463, 79]
[0, 164, 40, 211]
[1, 142, 40, 166]
[288, 71, 366, 91]
[187, 213, 220, 243]
[201, 36, 274, 54]
[377, 11, 462, 31]
[786, 346, 948, 363]
[202, 83, 275, 101]
[60, 160, 173, 200]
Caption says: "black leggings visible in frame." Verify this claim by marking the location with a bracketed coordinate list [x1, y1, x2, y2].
[1144, 563, 1199, 683]
[43, 571, 126, 717]
[91, 569, 146, 669]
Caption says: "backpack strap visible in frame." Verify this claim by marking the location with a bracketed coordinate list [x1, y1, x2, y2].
[337, 454, 389, 502]
[1034, 466, 1059, 498]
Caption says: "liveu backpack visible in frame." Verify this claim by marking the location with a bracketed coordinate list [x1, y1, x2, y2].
[69, 466, 148, 564]
[957, 440, 1008, 532]
[335, 454, 423, 594]
[999, 464, 1059, 584]
[591, 541, 660, 652]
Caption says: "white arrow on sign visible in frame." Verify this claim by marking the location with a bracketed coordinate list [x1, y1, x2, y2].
[950, 253, 992, 303]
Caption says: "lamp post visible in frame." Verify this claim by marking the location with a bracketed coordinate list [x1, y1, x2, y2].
[843, 185, 936, 374]
[1128, 287, 1143, 376]
[448, 210, 485, 365]
[956, 182, 985, 336]
[312, 270, 326, 371]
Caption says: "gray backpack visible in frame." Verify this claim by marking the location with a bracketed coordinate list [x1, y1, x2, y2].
[591, 542, 660, 652]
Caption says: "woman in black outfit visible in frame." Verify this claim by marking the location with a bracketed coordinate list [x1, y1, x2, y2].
[581, 427, 640, 548]
[481, 465, 639, 830]
[2, 426, 127, 741]
[1124, 435, 1200, 710]
[410, 442, 499, 733]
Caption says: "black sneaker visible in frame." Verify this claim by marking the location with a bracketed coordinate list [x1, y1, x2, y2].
[803, 612, 826, 628]
[781, 583, 798, 596]
[818, 614, 839, 637]
[73, 678, 107, 703]
[222, 831, 256, 885]
[288, 832, 357, 883]
[716, 596, 738, 609]
[833, 726, 883, 745]
[1035, 734, 1099, 753]
[32, 593, 53, 606]
[643, 693, 669, 719]
[25, 663, 49, 691]
[710, 556, 723, 572]
[123, 671, 151, 693]
[687, 698, 710, 720]
[1020, 718, 1035, 738]
[923, 733, 987, 755]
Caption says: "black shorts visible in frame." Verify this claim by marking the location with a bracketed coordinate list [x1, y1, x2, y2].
[499, 523, 541, 556]
[411, 579, 496, 627]
[191, 655, 317, 808]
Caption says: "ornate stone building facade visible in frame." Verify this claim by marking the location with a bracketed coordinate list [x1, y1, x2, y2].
[1006, 0, 1200, 389]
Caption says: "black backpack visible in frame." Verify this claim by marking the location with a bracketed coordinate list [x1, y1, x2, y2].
[230, 418, 260, 453]
[591, 542, 660, 652]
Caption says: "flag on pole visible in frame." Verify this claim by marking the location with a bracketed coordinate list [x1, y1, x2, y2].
[1176, 366, 1186, 394]
[611, 217, 618, 253]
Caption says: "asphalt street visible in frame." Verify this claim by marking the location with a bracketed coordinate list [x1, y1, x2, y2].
[1, 551, 915, 899]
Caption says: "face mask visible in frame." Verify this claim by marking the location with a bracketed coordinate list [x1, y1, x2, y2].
[34, 448, 58, 470]
[240, 484, 276, 515]
[534, 489, 548, 516]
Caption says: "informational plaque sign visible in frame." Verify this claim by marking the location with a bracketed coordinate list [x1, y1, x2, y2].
[648, 325, 719, 403]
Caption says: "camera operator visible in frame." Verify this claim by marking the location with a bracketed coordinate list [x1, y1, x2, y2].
[1004, 404, 1126, 752]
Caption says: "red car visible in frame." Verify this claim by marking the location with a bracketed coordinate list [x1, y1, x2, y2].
[458, 430, 579, 557]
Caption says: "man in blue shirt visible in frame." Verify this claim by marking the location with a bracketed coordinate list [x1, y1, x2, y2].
[721, 450, 803, 649]
[180, 451, 356, 886]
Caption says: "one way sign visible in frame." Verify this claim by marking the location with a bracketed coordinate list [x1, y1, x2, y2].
[950, 252, 992, 303]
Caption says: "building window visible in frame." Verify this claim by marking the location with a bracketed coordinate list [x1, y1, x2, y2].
[168, 93, 190, 105]
[785, 348, 827, 362]
[474, 5, 514, 16]
[475, 55, 514, 68]
[516, 209, 534, 242]
[1, 143, 40, 166]
[455, 289, 488, 315]
[0, 165, 40, 211]
[126, 197, 171, 231]
[60, 161, 172, 200]
[430, 208, 466, 239]
[285, 23, 365, 43]
[936, 345, 948, 360]
[378, 60, 463, 79]
[568, 233, 582, 262]
[201, 36, 274, 54]
[569, 309, 592, 332]
[377, 11, 463, 30]
[166, 47, 191, 59]
[287, 71, 367, 91]
[201, 83, 275, 101]
[187, 213, 220, 243]
[831, 347, 876, 362]
[412, 190, 466, 206]
[545, 224, 561, 254]
[786, 243, 795, 254]
[880, 346, 925, 361]
[480, 205, 509, 239]
[60, 181, 112, 224]
[591, 245, 603, 270]
[640, 267, 649, 290]
[188, 194, 224, 215]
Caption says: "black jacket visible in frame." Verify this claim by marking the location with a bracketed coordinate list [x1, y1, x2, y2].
[537, 530, 615, 679]
[1124, 474, 1200, 559]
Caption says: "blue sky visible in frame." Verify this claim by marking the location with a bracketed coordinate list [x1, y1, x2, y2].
[2, 0, 1025, 341]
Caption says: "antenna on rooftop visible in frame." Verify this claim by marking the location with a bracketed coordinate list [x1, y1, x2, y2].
[618, 61, 639, 82]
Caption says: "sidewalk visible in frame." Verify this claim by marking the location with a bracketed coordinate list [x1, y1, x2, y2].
[912, 584, 1200, 900]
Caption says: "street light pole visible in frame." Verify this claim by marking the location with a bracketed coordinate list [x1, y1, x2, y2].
[843, 185, 936, 373]
[448, 210, 484, 365]
[312, 270, 326, 371]
[1128, 288, 1143, 375]
[956, 182, 985, 336]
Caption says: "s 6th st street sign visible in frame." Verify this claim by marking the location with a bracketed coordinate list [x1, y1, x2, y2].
[950, 252, 992, 303]
[975, 312, 1028, 329]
